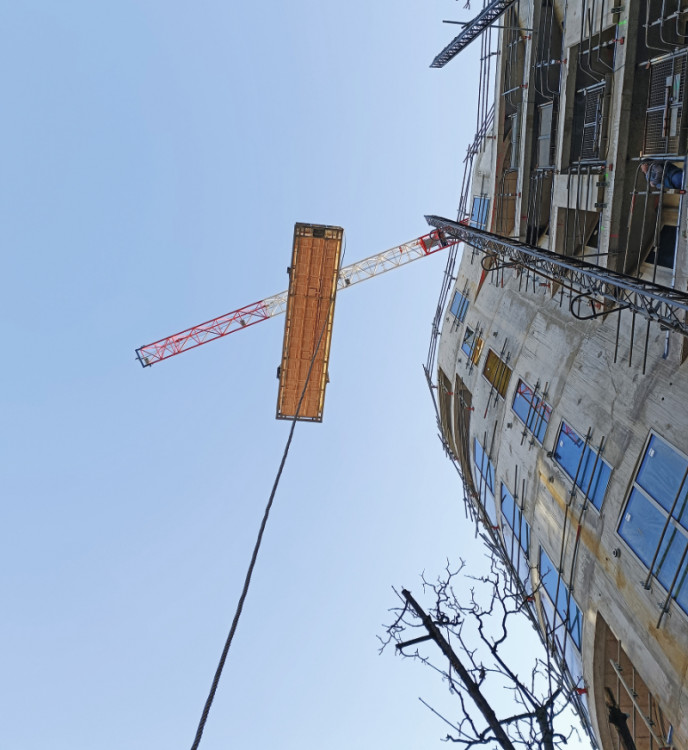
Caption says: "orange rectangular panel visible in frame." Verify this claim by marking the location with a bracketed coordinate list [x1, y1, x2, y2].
[276, 223, 344, 422]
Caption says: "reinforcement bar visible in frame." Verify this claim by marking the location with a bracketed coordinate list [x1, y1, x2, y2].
[431, 0, 516, 68]
[425, 215, 688, 337]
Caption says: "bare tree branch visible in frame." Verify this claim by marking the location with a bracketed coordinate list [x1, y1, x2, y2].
[381, 555, 592, 750]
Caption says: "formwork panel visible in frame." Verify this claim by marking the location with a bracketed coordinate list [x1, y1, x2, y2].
[276, 223, 344, 422]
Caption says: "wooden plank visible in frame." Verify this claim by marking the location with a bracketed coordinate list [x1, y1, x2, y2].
[276, 223, 343, 422]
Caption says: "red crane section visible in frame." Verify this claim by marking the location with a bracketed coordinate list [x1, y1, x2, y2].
[135, 229, 456, 368]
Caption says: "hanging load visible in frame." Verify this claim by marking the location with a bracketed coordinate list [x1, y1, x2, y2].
[276, 223, 344, 422]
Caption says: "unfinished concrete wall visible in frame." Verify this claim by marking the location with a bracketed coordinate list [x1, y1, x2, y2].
[436, 0, 688, 745]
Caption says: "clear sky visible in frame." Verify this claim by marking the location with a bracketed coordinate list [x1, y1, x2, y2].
[0, 3, 553, 749]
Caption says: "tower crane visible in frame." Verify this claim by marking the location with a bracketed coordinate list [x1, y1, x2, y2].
[425, 215, 688, 338]
[135, 228, 457, 367]
[136, 213, 688, 371]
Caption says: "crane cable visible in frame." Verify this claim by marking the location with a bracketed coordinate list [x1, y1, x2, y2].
[189, 238, 345, 750]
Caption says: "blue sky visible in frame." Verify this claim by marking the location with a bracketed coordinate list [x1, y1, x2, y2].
[0, 3, 514, 749]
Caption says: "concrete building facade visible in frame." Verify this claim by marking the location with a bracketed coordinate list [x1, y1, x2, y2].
[430, 1, 688, 748]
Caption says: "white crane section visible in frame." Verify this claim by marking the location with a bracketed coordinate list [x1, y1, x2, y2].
[136, 230, 455, 367]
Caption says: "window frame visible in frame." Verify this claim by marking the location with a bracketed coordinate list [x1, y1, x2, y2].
[469, 196, 490, 230]
[511, 378, 552, 444]
[473, 438, 497, 526]
[617, 431, 688, 617]
[461, 326, 484, 366]
[450, 290, 469, 322]
[536, 101, 556, 168]
[482, 349, 513, 399]
[500, 483, 531, 589]
[538, 574, 585, 692]
[539, 547, 583, 649]
[552, 420, 611, 511]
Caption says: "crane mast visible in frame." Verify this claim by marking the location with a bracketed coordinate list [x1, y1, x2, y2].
[136, 229, 456, 367]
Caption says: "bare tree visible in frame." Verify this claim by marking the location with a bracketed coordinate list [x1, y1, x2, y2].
[380, 556, 592, 750]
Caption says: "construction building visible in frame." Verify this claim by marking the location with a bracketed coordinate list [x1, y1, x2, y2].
[425, 1, 688, 748]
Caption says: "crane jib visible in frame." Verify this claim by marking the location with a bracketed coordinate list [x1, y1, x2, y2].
[135, 229, 457, 367]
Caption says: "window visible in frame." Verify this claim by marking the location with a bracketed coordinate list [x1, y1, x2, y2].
[512, 379, 551, 443]
[577, 83, 605, 161]
[483, 349, 512, 398]
[470, 196, 490, 230]
[539, 547, 583, 648]
[461, 327, 484, 365]
[553, 422, 611, 510]
[500, 484, 531, 587]
[537, 102, 556, 168]
[509, 109, 520, 169]
[618, 434, 688, 616]
[566, 34, 612, 166]
[474, 438, 497, 525]
[644, 53, 687, 156]
[539, 579, 585, 704]
[450, 290, 469, 322]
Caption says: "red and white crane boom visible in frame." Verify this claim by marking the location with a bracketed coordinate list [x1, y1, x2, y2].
[136, 229, 456, 367]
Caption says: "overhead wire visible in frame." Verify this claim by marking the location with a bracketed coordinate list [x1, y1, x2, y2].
[189, 235, 347, 750]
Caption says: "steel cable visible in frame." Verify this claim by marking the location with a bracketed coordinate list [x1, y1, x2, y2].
[189, 238, 345, 750]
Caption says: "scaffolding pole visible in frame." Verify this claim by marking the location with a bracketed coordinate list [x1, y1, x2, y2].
[425, 215, 688, 338]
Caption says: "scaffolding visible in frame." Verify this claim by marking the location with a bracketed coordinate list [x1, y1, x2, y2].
[425, 0, 688, 745]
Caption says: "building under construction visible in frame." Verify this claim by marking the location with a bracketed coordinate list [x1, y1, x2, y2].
[426, 0, 688, 748]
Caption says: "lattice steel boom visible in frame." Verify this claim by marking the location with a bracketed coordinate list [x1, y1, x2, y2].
[430, 0, 516, 68]
[425, 215, 688, 337]
[136, 230, 456, 367]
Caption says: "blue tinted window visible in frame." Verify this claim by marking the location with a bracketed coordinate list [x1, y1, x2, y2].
[539, 548, 559, 602]
[461, 328, 474, 357]
[450, 291, 469, 322]
[512, 380, 551, 443]
[539, 548, 582, 648]
[474, 438, 494, 492]
[619, 435, 688, 615]
[567, 599, 583, 649]
[474, 438, 484, 467]
[637, 435, 688, 523]
[481, 485, 497, 526]
[619, 489, 667, 568]
[540, 594, 586, 699]
[553, 422, 611, 510]
[474, 438, 497, 525]
[501, 484, 531, 589]
[659, 536, 688, 614]
[470, 197, 490, 230]
[501, 484, 529, 554]
[501, 484, 515, 525]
